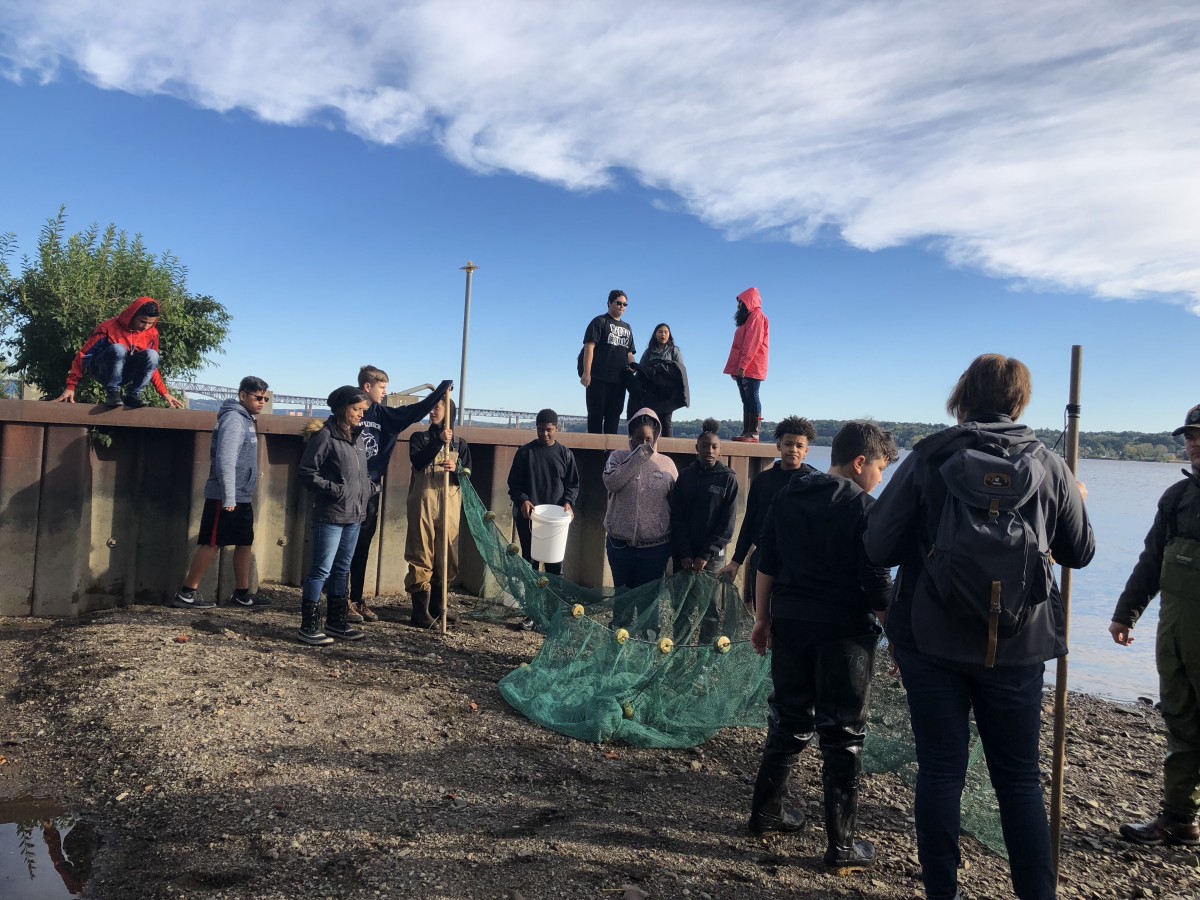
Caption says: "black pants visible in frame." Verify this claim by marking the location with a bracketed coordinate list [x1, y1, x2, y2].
[586, 381, 626, 434]
[348, 491, 381, 603]
[515, 514, 563, 575]
[761, 620, 877, 785]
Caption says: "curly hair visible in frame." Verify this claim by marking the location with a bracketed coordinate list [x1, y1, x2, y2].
[774, 415, 816, 443]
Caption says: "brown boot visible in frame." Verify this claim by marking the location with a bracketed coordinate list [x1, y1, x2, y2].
[357, 601, 379, 622]
[1120, 813, 1200, 846]
[410, 590, 434, 629]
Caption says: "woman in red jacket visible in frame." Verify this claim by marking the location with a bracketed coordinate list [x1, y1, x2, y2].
[724, 287, 770, 442]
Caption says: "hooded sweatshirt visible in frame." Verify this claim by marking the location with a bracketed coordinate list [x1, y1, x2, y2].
[731, 460, 819, 565]
[758, 471, 891, 630]
[865, 414, 1095, 666]
[203, 398, 259, 508]
[65, 297, 172, 397]
[362, 379, 452, 485]
[670, 458, 739, 562]
[723, 287, 770, 381]
[297, 418, 372, 525]
[602, 408, 678, 546]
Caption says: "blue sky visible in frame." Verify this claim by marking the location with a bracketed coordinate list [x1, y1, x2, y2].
[1, 2, 1198, 432]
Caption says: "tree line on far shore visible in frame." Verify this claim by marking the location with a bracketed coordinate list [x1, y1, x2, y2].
[665, 419, 1186, 463]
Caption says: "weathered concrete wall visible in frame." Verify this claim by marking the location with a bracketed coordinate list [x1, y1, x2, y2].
[0, 400, 777, 617]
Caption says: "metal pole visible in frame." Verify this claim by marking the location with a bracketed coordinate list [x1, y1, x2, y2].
[441, 386, 453, 635]
[1051, 345, 1083, 875]
[458, 262, 478, 427]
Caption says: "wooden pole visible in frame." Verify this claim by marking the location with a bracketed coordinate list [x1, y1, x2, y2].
[440, 389, 452, 635]
[1050, 345, 1083, 874]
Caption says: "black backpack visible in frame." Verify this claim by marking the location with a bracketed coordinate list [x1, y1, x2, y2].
[919, 440, 1053, 667]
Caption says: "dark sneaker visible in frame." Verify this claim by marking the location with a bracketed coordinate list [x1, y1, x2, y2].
[346, 603, 364, 624]
[122, 393, 148, 409]
[748, 808, 806, 836]
[171, 589, 216, 610]
[1120, 813, 1200, 846]
[324, 622, 365, 641]
[519, 617, 536, 632]
[104, 390, 122, 408]
[227, 592, 272, 610]
[297, 627, 333, 646]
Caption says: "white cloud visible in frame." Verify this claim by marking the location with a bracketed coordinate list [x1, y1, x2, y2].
[3, 0, 1198, 306]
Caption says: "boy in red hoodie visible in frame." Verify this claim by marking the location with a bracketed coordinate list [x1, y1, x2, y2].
[54, 297, 184, 408]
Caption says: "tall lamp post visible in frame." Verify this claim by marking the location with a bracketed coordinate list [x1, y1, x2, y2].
[458, 261, 478, 427]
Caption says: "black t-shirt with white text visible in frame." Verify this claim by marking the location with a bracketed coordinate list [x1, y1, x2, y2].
[583, 314, 636, 384]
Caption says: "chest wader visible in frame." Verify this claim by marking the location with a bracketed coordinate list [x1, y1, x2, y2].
[404, 461, 462, 627]
[1156, 535, 1200, 819]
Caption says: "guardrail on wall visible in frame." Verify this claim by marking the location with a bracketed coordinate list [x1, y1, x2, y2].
[0, 400, 777, 617]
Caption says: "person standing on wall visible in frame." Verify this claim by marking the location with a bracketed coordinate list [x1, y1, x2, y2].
[580, 290, 636, 434]
[724, 287, 770, 443]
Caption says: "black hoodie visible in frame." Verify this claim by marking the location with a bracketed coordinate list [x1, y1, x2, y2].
[670, 458, 739, 563]
[865, 414, 1095, 666]
[730, 460, 819, 564]
[758, 471, 891, 630]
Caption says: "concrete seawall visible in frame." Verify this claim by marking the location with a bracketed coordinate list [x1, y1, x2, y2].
[0, 399, 778, 616]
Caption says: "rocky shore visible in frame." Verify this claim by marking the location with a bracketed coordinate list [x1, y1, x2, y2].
[1, 588, 1196, 899]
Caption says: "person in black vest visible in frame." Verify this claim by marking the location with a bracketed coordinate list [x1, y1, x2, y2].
[580, 290, 636, 434]
[864, 354, 1095, 900]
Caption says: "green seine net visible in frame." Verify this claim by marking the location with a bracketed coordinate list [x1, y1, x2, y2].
[460, 476, 1007, 857]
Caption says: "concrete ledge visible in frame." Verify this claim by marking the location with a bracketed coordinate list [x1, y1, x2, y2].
[0, 399, 777, 616]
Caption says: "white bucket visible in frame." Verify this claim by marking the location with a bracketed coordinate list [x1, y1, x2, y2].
[530, 504, 572, 564]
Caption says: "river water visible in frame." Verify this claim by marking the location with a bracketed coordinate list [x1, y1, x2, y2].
[797, 446, 1185, 702]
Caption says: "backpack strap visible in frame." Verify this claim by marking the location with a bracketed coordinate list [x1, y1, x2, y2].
[986, 581, 1001, 668]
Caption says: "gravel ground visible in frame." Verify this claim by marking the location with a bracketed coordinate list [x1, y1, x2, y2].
[1, 587, 1197, 899]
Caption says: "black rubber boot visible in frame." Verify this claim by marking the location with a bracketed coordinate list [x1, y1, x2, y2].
[324, 596, 365, 641]
[429, 585, 457, 626]
[297, 600, 333, 646]
[410, 590, 434, 628]
[822, 779, 875, 875]
[748, 756, 806, 836]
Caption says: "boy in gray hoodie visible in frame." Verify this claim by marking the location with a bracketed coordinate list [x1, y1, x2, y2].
[172, 376, 271, 609]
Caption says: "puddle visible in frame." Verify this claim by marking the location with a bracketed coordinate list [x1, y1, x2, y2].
[0, 799, 97, 898]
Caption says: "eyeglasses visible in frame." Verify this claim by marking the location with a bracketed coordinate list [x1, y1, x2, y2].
[245, 393, 270, 403]
[611, 301, 628, 307]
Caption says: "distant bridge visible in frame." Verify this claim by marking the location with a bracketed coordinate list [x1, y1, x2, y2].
[170, 381, 588, 430]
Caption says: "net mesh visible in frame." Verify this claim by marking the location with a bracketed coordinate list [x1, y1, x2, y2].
[459, 476, 1006, 856]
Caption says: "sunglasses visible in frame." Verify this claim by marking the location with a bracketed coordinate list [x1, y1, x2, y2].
[244, 393, 270, 402]
[611, 300, 628, 307]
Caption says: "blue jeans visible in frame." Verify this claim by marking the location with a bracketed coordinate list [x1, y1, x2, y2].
[606, 537, 671, 628]
[303, 521, 362, 603]
[896, 647, 1054, 900]
[735, 375, 762, 434]
[89, 343, 159, 396]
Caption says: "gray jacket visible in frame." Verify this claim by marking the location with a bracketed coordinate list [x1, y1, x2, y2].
[204, 398, 258, 508]
[297, 419, 372, 525]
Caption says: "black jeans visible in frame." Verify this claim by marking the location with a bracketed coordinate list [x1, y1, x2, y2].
[761, 620, 876, 786]
[895, 646, 1054, 900]
[348, 491, 381, 603]
[586, 381, 626, 434]
[515, 514, 563, 575]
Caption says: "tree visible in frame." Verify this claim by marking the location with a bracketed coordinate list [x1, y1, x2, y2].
[0, 207, 230, 403]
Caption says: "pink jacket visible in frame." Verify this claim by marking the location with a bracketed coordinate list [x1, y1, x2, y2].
[723, 287, 770, 381]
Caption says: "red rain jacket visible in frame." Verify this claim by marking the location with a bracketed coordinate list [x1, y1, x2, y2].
[65, 297, 171, 397]
[723, 286, 770, 381]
